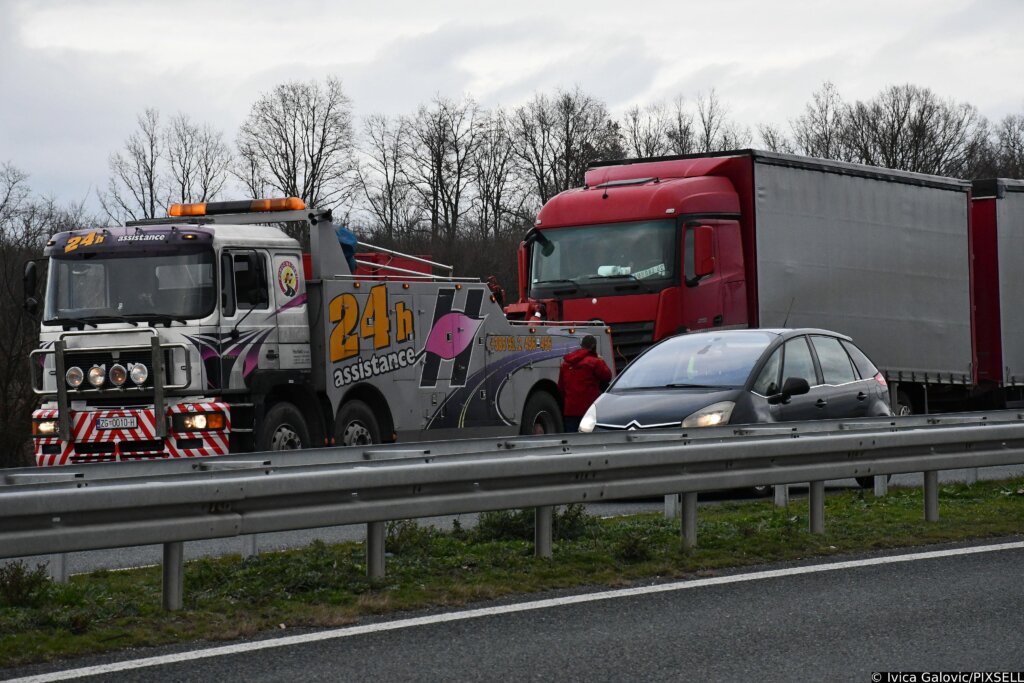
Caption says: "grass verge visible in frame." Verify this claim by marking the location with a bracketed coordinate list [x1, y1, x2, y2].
[3, 477, 1024, 668]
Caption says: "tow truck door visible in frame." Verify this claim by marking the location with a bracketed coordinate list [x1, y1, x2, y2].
[219, 249, 278, 389]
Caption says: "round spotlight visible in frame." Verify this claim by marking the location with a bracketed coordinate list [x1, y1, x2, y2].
[192, 414, 208, 430]
[87, 365, 106, 388]
[66, 366, 84, 388]
[130, 363, 148, 386]
[109, 364, 127, 387]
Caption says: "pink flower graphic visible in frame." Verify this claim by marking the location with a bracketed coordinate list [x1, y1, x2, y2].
[423, 312, 484, 360]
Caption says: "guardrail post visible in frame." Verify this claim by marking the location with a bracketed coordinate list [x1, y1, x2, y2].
[965, 467, 978, 485]
[535, 506, 553, 558]
[681, 492, 698, 549]
[774, 484, 790, 507]
[47, 553, 68, 584]
[924, 470, 939, 521]
[367, 522, 385, 579]
[162, 542, 183, 611]
[241, 534, 258, 559]
[873, 475, 888, 497]
[664, 494, 680, 519]
[809, 481, 825, 534]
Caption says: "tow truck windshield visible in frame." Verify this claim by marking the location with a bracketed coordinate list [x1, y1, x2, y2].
[43, 248, 216, 325]
[529, 219, 677, 299]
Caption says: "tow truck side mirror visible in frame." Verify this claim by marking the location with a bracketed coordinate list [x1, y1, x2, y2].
[23, 261, 38, 315]
[694, 225, 715, 277]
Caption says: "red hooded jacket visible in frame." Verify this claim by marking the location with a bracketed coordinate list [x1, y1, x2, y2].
[558, 347, 612, 417]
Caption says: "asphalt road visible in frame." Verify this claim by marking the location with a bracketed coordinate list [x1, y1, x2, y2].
[9, 465, 1022, 577]
[6, 540, 1024, 682]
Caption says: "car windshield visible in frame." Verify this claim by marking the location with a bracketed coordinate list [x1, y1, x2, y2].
[44, 248, 216, 323]
[530, 220, 677, 296]
[613, 331, 777, 390]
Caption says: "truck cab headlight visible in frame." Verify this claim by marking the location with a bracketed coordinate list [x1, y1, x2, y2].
[681, 401, 735, 428]
[87, 365, 106, 388]
[66, 366, 84, 388]
[129, 363, 149, 385]
[579, 404, 598, 433]
[32, 419, 58, 436]
[109, 364, 128, 386]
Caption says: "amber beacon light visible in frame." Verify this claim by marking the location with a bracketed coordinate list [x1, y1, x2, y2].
[168, 197, 305, 217]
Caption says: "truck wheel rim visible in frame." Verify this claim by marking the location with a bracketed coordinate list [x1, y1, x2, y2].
[342, 421, 373, 446]
[270, 424, 302, 450]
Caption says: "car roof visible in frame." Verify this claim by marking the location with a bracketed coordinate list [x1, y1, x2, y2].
[680, 327, 854, 343]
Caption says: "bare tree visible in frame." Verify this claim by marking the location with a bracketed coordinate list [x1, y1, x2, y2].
[99, 108, 164, 222]
[844, 84, 989, 176]
[404, 96, 482, 244]
[758, 123, 795, 153]
[790, 82, 852, 161]
[236, 78, 356, 209]
[622, 102, 672, 158]
[357, 114, 418, 239]
[472, 108, 528, 240]
[166, 113, 232, 204]
[511, 87, 622, 204]
[994, 113, 1024, 178]
[665, 96, 697, 155]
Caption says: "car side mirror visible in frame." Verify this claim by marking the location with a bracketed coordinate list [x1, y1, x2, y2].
[767, 376, 810, 405]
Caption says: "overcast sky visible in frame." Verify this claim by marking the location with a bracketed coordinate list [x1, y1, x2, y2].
[2, 0, 1022, 210]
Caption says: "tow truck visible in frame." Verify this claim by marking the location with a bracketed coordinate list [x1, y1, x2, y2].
[25, 199, 612, 465]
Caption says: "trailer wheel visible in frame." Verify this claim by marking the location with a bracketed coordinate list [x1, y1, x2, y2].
[257, 402, 311, 452]
[335, 400, 381, 446]
[894, 389, 914, 416]
[520, 392, 563, 435]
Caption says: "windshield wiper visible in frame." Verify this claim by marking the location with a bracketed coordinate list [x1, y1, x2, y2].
[46, 317, 97, 330]
[662, 383, 728, 389]
[533, 278, 587, 296]
[90, 315, 139, 327]
[129, 313, 189, 326]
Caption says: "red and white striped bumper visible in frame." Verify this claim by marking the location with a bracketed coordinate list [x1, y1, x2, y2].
[33, 402, 231, 466]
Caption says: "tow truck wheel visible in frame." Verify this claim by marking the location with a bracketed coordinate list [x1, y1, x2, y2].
[257, 402, 311, 452]
[520, 392, 563, 435]
[335, 400, 381, 446]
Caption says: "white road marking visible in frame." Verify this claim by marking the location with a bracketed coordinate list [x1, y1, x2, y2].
[9, 540, 1024, 682]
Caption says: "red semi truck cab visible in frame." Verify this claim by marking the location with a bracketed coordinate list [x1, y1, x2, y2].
[510, 153, 756, 366]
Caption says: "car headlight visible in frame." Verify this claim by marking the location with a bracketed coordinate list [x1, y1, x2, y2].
[681, 401, 735, 428]
[66, 366, 84, 388]
[87, 365, 106, 388]
[129, 363, 149, 385]
[109, 364, 128, 387]
[579, 404, 597, 433]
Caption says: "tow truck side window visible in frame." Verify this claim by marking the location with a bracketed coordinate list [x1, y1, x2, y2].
[221, 252, 268, 317]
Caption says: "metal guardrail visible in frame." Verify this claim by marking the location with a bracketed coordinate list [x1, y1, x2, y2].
[3, 410, 1024, 610]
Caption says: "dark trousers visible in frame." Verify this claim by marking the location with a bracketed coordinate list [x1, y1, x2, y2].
[563, 415, 582, 433]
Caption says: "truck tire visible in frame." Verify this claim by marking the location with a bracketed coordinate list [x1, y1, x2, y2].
[256, 402, 311, 452]
[520, 392, 563, 435]
[335, 400, 381, 446]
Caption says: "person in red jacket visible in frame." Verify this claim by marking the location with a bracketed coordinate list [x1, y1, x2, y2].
[558, 335, 612, 432]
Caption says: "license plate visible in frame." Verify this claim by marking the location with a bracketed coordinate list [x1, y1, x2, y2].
[96, 416, 137, 430]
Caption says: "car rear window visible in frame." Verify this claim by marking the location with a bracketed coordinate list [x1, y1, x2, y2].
[840, 339, 879, 379]
[812, 335, 857, 385]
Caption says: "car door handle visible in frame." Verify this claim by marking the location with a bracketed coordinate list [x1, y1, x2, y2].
[856, 392, 867, 401]
[815, 399, 828, 408]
